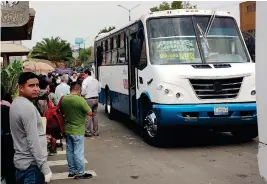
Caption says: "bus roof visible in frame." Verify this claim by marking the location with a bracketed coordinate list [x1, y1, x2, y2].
[94, 9, 233, 42]
[94, 19, 140, 42]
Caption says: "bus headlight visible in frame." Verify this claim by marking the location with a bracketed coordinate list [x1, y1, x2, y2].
[251, 90, 256, 96]
[176, 93, 181, 98]
[157, 85, 163, 90]
[164, 89, 169, 94]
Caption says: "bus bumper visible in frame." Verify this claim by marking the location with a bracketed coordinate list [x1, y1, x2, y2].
[152, 103, 257, 127]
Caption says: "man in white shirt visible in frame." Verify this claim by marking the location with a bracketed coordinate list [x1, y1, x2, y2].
[55, 74, 70, 104]
[81, 69, 101, 137]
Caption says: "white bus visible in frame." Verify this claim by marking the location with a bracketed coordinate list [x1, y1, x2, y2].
[256, 2, 267, 182]
[94, 9, 257, 146]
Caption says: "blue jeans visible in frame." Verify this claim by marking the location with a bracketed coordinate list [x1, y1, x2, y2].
[15, 165, 45, 184]
[66, 135, 85, 175]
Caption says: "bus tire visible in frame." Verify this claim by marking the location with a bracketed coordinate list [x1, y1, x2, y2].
[231, 126, 258, 142]
[105, 90, 115, 120]
[141, 99, 162, 147]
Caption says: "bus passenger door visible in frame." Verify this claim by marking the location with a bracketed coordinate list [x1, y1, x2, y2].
[127, 31, 137, 120]
[127, 25, 146, 121]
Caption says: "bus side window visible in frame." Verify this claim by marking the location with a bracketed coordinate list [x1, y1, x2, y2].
[118, 48, 125, 64]
[112, 36, 118, 65]
[112, 50, 118, 64]
[102, 52, 106, 65]
[118, 32, 126, 64]
[106, 51, 112, 65]
[97, 46, 103, 66]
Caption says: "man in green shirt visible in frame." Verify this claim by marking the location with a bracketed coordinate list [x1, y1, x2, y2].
[60, 82, 93, 179]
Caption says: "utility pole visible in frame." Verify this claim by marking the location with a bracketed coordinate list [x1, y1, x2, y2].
[117, 4, 141, 21]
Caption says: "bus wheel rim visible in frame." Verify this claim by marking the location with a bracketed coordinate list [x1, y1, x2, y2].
[145, 110, 158, 138]
[107, 96, 111, 114]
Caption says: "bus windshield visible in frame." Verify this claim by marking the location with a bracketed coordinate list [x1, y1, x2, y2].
[147, 16, 249, 65]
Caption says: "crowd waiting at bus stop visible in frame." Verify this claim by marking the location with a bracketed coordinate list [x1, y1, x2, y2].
[1, 68, 101, 183]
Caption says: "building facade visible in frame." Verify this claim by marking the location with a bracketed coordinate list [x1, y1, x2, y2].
[1, 1, 35, 67]
[239, 1, 256, 35]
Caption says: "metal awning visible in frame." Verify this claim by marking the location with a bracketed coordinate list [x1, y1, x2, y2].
[0, 42, 30, 56]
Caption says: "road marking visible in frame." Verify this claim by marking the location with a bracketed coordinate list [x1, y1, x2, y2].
[48, 159, 88, 166]
[126, 137, 135, 140]
[56, 140, 66, 145]
[56, 150, 66, 155]
[51, 170, 97, 180]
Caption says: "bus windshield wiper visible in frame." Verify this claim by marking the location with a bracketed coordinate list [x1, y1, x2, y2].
[196, 10, 216, 49]
[204, 10, 216, 37]
[196, 22, 210, 49]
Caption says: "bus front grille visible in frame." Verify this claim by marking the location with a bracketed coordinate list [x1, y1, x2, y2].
[189, 77, 243, 100]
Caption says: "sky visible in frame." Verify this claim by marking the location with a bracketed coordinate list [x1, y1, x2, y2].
[22, 1, 243, 49]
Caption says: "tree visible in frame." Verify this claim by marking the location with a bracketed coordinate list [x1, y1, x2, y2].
[1, 60, 23, 98]
[184, 1, 197, 9]
[78, 47, 92, 64]
[29, 37, 73, 64]
[98, 26, 116, 34]
[150, 1, 197, 12]
[171, 1, 183, 9]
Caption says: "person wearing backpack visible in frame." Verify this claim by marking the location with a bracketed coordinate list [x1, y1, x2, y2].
[35, 78, 59, 155]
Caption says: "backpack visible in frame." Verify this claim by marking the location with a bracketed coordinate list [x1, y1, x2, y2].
[44, 96, 65, 139]
[36, 93, 53, 116]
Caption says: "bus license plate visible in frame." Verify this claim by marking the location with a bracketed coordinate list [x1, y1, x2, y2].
[214, 107, 229, 116]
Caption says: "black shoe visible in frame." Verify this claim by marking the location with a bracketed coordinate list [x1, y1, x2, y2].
[50, 148, 57, 154]
[74, 173, 93, 179]
[85, 133, 92, 137]
[68, 173, 77, 177]
[93, 132, 99, 136]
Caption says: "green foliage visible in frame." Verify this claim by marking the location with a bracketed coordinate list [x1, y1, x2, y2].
[171, 1, 183, 9]
[30, 36, 73, 62]
[99, 26, 116, 34]
[150, 1, 197, 12]
[1, 60, 23, 98]
[79, 47, 92, 63]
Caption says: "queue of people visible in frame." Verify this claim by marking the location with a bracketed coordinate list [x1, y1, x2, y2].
[1, 68, 101, 183]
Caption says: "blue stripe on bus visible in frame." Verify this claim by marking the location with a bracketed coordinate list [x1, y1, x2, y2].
[99, 88, 130, 115]
[100, 89, 257, 128]
[152, 103, 257, 126]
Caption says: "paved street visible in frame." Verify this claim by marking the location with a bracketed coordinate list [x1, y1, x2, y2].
[49, 105, 264, 184]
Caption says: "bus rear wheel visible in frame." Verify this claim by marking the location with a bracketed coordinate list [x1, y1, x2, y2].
[231, 126, 258, 142]
[105, 90, 115, 120]
[141, 100, 162, 147]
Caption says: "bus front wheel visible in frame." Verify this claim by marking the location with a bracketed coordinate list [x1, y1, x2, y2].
[231, 126, 258, 142]
[141, 100, 162, 146]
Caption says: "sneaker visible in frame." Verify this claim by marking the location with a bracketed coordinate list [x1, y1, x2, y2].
[74, 173, 93, 179]
[48, 152, 55, 156]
